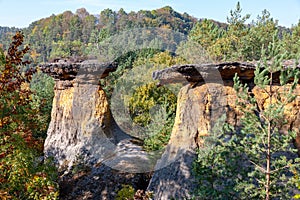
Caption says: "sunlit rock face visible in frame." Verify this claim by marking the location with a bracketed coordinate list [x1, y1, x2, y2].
[41, 60, 300, 199]
[148, 62, 300, 199]
[40, 61, 119, 169]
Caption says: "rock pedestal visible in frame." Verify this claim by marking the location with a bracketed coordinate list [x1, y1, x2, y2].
[41, 60, 300, 199]
[40, 61, 155, 172]
[148, 62, 300, 199]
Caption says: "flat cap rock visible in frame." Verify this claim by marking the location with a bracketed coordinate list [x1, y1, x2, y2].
[152, 61, 300, 85]
[39, 60, 118, 81]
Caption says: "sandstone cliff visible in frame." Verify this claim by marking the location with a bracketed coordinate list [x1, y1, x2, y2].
[148, 62, 300, 199]
[40, 60, 156, 173]
[40, 60, 159, 199]
[41, 60, 300, 199]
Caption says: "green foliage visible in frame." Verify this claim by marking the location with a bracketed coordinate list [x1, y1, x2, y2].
[1, 134, 59, 199]
[0, 32, 59, 199]
[193, 119, 245, 199]
[189, 19, 221, 49]
[2, 5, 300, 63]
[188, 19, 223, 60]
[129, 82, 176, 126]
[242, 9, 279, 60]
[283, 20, 300, 58]
[143, 116, 174, 151]
[30, 71, 55, 138]
[224, 1, 251, 60]
[187, 2, 296, 62]
[128, 82, 177, 151]
[104, 50, 181, 150]
[100, 48, 160, 99]
[3, 5, 299, 63]
[116, 185, 153, 200]
[0, 26, 21, 50]
[116, 185, 135, 200]
[50, 40, 83, 59]
[0, 47, 5, 66]
[232, 38, 300, 199]
[193, 37, 300, 199]
[17, 7, 197, 62]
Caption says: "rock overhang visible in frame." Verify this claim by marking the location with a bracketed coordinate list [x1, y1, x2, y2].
[39, 60, 118, 81]
[152, 61, 300, 86]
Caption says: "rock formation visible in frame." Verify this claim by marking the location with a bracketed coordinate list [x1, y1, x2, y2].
[41, 60, 300, 199]
[40, 60, 155, 173]
[148, 62, 300, 199]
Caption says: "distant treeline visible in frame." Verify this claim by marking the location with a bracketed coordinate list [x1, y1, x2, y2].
[0, 4, 299, 63]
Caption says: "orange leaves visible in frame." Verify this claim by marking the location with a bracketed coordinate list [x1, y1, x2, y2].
[0, 32, 58, 200]
[22, 131, 44, 152]
[0, 31, 40, 148]
[0, 32, 35, 92]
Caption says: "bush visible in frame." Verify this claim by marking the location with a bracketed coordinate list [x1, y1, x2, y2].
[0, 32, 59, 199]
[116, 185, 135, 200]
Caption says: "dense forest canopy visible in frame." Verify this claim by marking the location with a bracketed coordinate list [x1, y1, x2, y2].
[0, 5, 298, 63]
[0, 6, 197, 63]
[1, 3, 300, 199]
[0, 6, 300, 63]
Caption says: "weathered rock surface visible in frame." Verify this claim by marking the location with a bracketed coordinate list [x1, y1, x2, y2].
[40, 60, 156, 171]
[148, 62, 300, 199]
[40, 60, 118, 81]
[59, 162, 151, 200]
[152, 62, 256, 85]
[152, 61, 300, 85]
[41, 60, 300, 199]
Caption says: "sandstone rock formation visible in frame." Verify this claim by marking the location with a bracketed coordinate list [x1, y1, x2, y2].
[148, 62, 300, 199]
[41, 60, 300, 199]
[40, 60, 155, 173]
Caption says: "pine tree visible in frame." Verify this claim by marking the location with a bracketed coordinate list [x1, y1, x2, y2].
[225, 1, 250, 60]
[194, 36, 300, 200]
[243, 9, 278, 60]
[233, 37, 300, 199]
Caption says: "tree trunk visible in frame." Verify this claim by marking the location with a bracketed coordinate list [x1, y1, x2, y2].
[266, 72, 273, 200]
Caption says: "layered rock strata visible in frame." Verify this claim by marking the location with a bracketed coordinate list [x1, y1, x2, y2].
[40, 60, 154, 173]
[148, 62, 300, 199]
[41, 60, 300, 199]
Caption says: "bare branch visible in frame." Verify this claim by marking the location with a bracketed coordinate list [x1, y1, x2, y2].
[250, 160, 266, 173]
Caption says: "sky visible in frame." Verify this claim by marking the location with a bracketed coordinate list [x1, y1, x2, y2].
[0, 0, 300, 28]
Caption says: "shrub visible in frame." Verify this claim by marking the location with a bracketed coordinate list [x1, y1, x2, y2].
[0, 32, 59, 199]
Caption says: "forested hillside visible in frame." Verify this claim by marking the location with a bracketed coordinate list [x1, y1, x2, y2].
[1, 3, 300, 199]
[1, 5, 299, 64]
[0, 6, 197, 63]
[0, 26, 20, 49]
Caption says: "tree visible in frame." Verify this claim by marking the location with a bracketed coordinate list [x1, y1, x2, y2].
[81, 15, 96, 43]
[194, 37, 300, 199]
[235, 38, 299, 199]
[0, 32, 58, 199]
[0, 46, 5, 65]
[189, 19, 223, 59]
[30, 71, 55, 138]
[99, 8, 117, 32]
[243, 9, 279, 60]
[283, 20, 300, 58]
[225, 1, 250, 60]
[193, 120, 245, 199]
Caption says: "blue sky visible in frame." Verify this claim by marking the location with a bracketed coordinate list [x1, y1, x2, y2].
[0, 0, 300, 28]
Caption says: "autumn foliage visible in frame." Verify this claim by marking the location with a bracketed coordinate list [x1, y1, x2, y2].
[0, 32, 58, 199]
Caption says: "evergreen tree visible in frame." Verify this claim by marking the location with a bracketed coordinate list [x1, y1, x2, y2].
[283, 20, 300, 58]
[189, 19, 223, 60]
[194, 36, 300, 200]
[225, 1, 250, 60]
[243, 9, 279, 60]
[233, 38, 299, 199]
